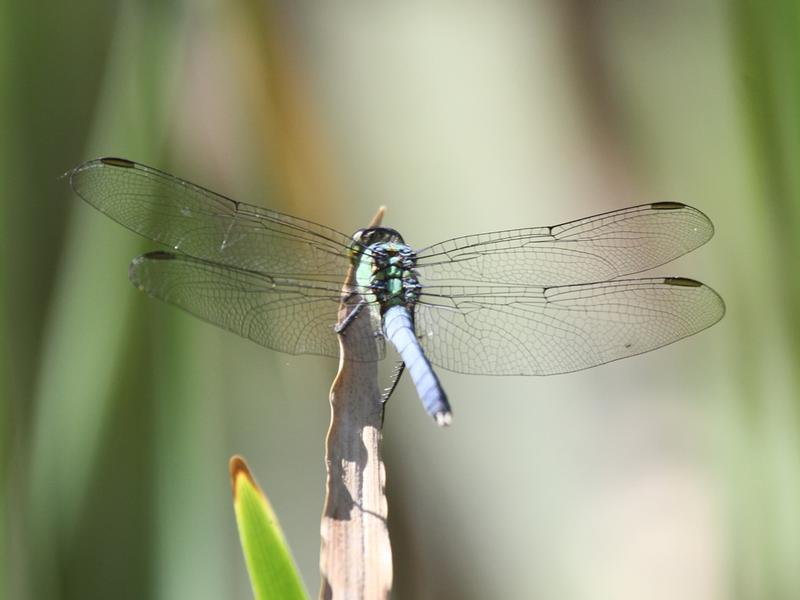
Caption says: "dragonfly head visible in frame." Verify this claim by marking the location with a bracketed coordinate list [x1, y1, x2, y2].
[351, 226, 406, 248]
[350, 227, 407, 260]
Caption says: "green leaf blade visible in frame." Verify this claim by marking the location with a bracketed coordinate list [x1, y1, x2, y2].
[230, 456, 308, 600]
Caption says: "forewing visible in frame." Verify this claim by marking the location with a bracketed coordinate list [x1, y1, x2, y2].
[415, 203, 713, 286]
[70, 158, 352, 281]
[415, 278, 725, 375]
[130, 252, 385, 360]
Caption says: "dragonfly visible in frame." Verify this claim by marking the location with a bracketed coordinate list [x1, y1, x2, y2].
[69, 157, 725, 426]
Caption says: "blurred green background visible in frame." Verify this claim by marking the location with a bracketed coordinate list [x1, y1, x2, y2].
[2, 1, 799, 599]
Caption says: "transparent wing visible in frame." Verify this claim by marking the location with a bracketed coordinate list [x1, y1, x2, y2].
[414, 278, 725, 375]
[415, 203, 713, 286]
[70, 157, 353, 282]
[130, 251, 385, 361]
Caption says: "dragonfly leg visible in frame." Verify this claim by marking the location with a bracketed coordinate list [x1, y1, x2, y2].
[335, 296, 365, 334]
[382, 361, 405, 403]
[378, 361, 405, 429]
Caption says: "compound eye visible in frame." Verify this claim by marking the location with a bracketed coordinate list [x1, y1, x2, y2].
[351, 228, 370, 245]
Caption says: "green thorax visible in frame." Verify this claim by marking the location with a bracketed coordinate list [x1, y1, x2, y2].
[349, 227, 421, 312]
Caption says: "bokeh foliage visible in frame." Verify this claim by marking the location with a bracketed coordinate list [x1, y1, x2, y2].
[2, 2, 799, 599]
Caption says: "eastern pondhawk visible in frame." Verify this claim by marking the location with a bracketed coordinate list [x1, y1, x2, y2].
[69, 157, 725, 425]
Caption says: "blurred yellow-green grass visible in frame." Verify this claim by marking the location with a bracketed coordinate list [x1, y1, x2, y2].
[2, 2, 799, 599]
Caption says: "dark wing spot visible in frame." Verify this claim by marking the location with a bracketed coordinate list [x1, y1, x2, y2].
[100, 157, 136, 168]
[142, 251, 176, 260]
[664, 277, 703, 287]
[650, 201, 686, 210]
